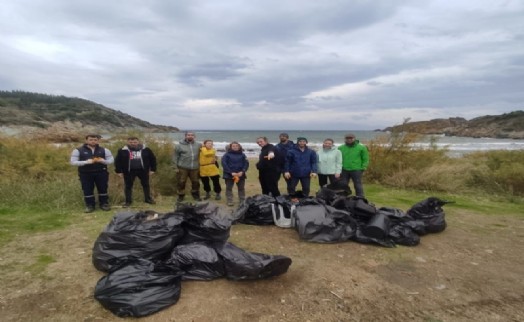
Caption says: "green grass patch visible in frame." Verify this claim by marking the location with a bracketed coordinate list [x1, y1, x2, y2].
[27, 254, 56, 275]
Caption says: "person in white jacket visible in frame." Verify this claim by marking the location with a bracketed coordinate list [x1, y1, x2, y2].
[317, 138, 342, 187]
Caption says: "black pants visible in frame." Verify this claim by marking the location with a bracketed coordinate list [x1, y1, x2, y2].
[79, 171, 109, 207]
[341, 170, 364, 197]
[258, 168, 281, 197]
[288, 176, 311, 197]
[318, 174, 337, 187]
[123, 169, 151, 203]
[201, 175, 222, 193]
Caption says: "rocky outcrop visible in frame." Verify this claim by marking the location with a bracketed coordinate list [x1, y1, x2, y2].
[383, 111, 524, 139]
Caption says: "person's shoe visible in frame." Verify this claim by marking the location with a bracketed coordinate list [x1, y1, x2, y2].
[203, 192, 211, 200]
[215, 193, 221, 200]
[100, 204, 111, 211]
[84, 206, 95, 213]
[145, 199, 156, 204]
[122, 202, 131, 208]
[192, 194, 202, 201]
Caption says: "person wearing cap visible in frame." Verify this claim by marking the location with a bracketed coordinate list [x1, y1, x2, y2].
[275, 132, 295, 190]
[70, 134, 114, 213]
[256, 136, 281, 197]
[338, 133, 369, 197]
[284, 137, 318, 197]
[317, 138, 342, 187]
[173, 131, 202, 202]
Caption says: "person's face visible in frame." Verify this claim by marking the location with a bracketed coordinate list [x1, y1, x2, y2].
[323, 140, 333, 149]
[231, 143, 240, 151]
[127, 139, 139, 148]
[205, 141, 213, 149]
[256, 138, 266, 147]
[279, 135, 288, 143]
[345, 136, 355, 143]
[185, 132, 195, 142]
[297, 140, 307, 147]
[86, 137, 99, 146]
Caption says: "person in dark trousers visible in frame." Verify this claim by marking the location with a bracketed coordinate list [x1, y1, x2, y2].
[70, 134, 114, 213]
[173, 131, 202, 202]
[199, 139, 222, 200]
[275, 132, 294, 192]
[221, 141, 249, 206]
[338, 133, 369, 197]
[284, 137, 318, 197]
[256, 136, 281, 197]
[115, 136, 157, 207]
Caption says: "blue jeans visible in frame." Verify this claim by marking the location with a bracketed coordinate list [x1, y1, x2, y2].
[341, 170, 364, 197]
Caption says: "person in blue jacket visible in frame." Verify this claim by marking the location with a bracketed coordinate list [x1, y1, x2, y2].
[221, 141, 249, 206]
[283, 137, 318, 198]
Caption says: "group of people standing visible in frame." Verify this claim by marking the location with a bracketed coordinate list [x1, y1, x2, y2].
[70, 131, 369, 212]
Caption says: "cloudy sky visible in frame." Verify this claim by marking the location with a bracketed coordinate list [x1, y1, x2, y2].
[1, 0, 523, 130]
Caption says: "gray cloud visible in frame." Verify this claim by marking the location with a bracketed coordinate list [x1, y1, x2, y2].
[1, 0, 523, 130]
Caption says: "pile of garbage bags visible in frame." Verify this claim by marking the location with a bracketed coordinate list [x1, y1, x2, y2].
[92, 203, 292, 317]
[233, 188, 452, 248]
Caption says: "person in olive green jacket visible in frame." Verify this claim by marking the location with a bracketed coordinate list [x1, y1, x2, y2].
[173, 131, 202, 202]
[338, 133, 369, 197]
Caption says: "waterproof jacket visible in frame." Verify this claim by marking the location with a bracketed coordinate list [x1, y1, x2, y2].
[71, 144, 114, 174]
[284, 145, 318, 178]
[338, 140, 369, 171]
[199, 147, 220, 177]
[317, 147, 342, 175]
[275, 140, 294, 172]
[172, 140, 202, 170]
[115, 144, 157, 174]
[221, 150, 249, 180]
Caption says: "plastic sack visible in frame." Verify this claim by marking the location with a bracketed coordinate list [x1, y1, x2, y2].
[233, 194, 276, 225]
[331, 196, 377, 219]
[407, 197, 451, 233]
[362, 213, 391, 240]
[216, 242, 292, 280]
[178, 202, 232, 244]
[294, 204, 357, 243]
[92, 211, 185, 272]
[166, 242, 225, 281]
[94, 259, 183, 317]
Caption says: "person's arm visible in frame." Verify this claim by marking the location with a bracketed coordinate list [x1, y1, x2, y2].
[335, 150, 342, 178]
[310, 150, 318, 176]
[149, 148, 157, 173]
[242, 154, 249, 173]
[172, 145, 179, 171]
[114, 150, 123, 174]
[361, 145, 369, 170]
[101, 148, 114, 165]
[70, 149, 92, 166]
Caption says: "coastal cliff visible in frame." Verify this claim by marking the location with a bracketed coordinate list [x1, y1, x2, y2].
[382, 111, 524, 139]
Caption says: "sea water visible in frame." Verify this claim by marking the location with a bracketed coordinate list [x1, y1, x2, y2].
[156, 130, 524, 157]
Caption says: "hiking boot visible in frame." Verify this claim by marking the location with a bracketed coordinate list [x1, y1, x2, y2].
[215, 193, 221, 200]
[203, 192, 211, 200]
[145, 199, 156, 205]
[100, 204, 111, 211]
[84, 206, 95, 213]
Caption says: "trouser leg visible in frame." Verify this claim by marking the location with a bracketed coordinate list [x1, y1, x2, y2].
[340, 170, 353, 195]
[201, 176, 211, 192]
[189, 169, 200, 197]
[225, 179, 234, 202]
[79, 173, 96, 207]
[93, 171, 109, 205]
[318, 174, 328, 187]
[237, 178, 246, 201]
[136, 170, 151, 201]
[288, 177, 299, 196]
[123, 172, 136, 203]
[349, 170, 364, 197]
[300, 176, 311, 197]
[211, 175, 222, 193]
[177, 168, 189, 196]
[258, 170, 269, 195]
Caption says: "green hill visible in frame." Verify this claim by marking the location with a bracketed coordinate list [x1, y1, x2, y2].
[0, 90, 178, 132]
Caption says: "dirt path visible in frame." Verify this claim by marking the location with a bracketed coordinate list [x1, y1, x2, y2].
[0, 209, 523, 322]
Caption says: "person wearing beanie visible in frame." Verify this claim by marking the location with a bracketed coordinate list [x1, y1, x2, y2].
[338, 133, 369, 197]
[284, 137, 318, 197]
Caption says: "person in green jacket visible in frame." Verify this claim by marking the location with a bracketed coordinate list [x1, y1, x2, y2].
[338, 133, 369, 197]
[173, 131, 202, 202]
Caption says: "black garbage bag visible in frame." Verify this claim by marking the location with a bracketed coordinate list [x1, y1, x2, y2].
[316, 183, 350, 204]
[294, 204, 357, 243]
[378, 207, 427, 238]
[178, 202, 232, 244]
[166, 242, 225, 281]
[389, 224, 421, 246]
[332, 196, 377, 219]
[92, 211, 185, 272]
[351, 226, 396, 248]
[407, 197, 452, 233]
[233, 194, 276, 225]
[362, 213, 391, 240]
[94, 259, 183, 317]
[215, 242, 292, 280]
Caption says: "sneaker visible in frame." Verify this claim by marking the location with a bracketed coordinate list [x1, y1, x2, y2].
[215, 193, 221, 200]
[100, 204, 111, 211]
[84, 206, 95, 213]
[145, 199, 156, 205]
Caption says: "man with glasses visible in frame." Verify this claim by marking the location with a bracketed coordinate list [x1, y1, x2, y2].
[338, 133, 369, 197]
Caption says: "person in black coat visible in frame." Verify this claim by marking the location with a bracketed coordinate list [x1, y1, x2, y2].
[115, 137, 157, 206]
[256, 136, 281, 197]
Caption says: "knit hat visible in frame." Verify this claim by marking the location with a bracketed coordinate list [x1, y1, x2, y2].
[296, 137, 308, 143]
